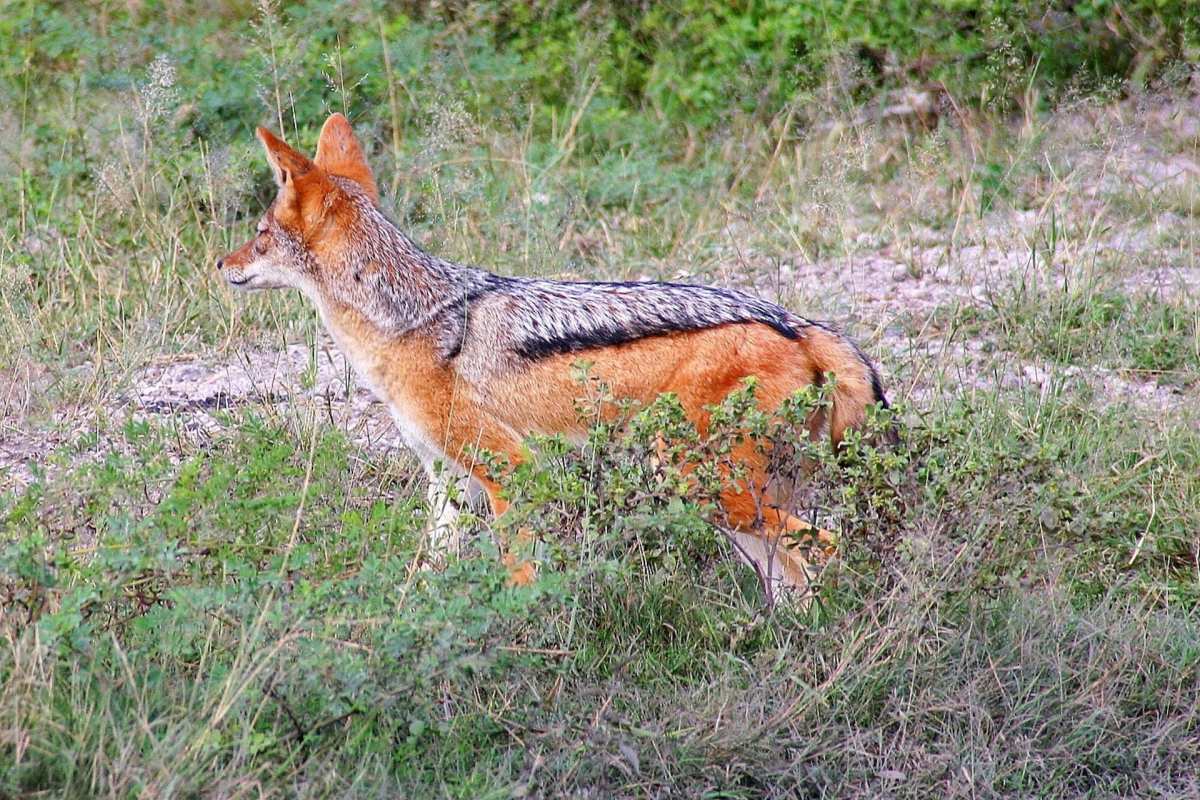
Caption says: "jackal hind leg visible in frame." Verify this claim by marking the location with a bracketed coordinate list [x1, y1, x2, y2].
[721, 491, 834, 609]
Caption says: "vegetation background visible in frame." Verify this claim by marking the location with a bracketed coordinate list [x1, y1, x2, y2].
[2, 0, 1198, 796]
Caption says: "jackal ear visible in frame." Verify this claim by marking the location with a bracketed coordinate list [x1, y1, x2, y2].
[256, 126, 314, 189]
[314, 113, 379, 204]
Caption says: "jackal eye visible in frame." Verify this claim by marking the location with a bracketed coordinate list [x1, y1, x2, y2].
[253, 233, 269, 255]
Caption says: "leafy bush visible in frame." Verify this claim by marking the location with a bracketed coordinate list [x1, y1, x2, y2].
[3, 385, 1197, 795]
[433, 0, 1199, 119]
[4, 0, 1196, 151]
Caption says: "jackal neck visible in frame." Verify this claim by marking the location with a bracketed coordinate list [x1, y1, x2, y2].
[318, 187, 491, 356]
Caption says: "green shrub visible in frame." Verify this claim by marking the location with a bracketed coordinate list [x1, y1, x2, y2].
[4, 0, 1196, 151]
[3, 386, 1197, 795]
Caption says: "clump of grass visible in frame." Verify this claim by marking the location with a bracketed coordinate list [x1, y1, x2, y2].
[977, 273, 1199, 384]
[3, 380, 1197, 796]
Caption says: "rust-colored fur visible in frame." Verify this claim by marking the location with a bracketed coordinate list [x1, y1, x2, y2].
[217, 113, 888, 606]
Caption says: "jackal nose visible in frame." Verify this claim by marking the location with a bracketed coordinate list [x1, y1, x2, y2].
[215, 257, 225, 271]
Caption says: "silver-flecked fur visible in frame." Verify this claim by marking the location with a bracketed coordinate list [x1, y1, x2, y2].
[316, 180, 830, 381]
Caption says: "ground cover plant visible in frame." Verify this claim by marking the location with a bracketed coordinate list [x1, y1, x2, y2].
[2, 1, 1198, 797]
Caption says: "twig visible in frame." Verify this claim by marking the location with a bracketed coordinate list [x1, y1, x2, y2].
[1127, 474, 1156, 566]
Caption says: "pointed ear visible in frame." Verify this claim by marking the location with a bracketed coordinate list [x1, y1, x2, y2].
[256, 126, 314, 188]
[314, 113, 379, 203]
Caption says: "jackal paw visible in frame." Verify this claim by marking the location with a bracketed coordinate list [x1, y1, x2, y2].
[503, 557, 538, 587]
[500, 525, 539, 586]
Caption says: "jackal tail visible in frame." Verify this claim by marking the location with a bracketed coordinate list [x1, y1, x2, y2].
[804, 324, 891, 447]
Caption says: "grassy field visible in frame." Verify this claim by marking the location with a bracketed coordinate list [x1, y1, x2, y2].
[2, 3, 1199, 798]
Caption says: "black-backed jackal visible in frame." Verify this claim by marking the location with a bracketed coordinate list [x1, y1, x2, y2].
[217, 114, 890, 605]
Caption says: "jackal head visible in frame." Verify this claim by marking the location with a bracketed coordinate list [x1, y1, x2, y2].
[216, 113, 379, 295]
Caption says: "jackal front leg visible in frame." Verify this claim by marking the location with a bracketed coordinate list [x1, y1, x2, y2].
[423, 461, 474, 565]
[468, 472, 538, 587]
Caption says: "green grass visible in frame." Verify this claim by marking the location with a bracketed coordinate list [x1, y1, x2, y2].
[3, 390, 1198, 796]
[3, 1, 1200, 797]
[974, 279, 1200, 382]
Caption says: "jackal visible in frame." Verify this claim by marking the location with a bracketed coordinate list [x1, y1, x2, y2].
[217, 113, 889, 603]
